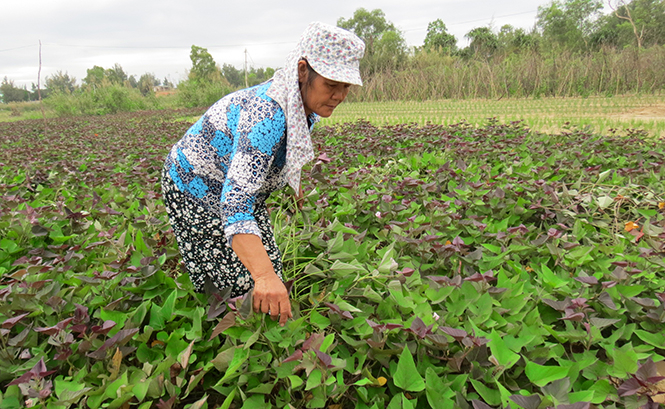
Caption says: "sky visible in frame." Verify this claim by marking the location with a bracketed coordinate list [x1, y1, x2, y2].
[1, 0, 551, 88]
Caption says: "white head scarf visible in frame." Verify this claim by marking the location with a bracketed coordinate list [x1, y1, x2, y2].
[267, 22, 365, 192]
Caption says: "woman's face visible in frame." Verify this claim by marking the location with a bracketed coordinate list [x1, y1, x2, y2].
[298, 61, 351, 118]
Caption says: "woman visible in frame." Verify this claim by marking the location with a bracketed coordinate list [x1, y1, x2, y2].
[161, 22, 365, 326]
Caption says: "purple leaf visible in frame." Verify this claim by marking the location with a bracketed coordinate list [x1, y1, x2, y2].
[440, 326, 467, 342]
[598, 292, 617, 310]
[315, 350, 334, 368]
[560, 312, 585, 322]
[542, 298, 570, 311]
[303, 333, 325, 351]
[635, 358, 659, 383]
[35, 317, 73, 336]
[283, 349, 303, 363]
[510, 394, 542, 409]
[90, 320, 116, 335]
[73, 304, 89, 324]
[574, 276, 598, 285]
[86, 328, 139, 359]
[452, 236, 466, 247]
[617, 377, 643, 396]
[472, 400, 493, 409]
[325, 302, 353, 320]
[407, 317, 433, 339]
[2, 313, 29, 329]
[397, 267, 415, 276]
[507, 224, 528, 235]
[557, 403, 591, 409]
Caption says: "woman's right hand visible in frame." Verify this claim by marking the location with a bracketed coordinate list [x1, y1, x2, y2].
[232, 233, 293, 326]
[253, 273, 292, 326]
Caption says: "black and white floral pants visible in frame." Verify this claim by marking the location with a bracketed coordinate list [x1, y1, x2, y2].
[161, 168, 283, 298]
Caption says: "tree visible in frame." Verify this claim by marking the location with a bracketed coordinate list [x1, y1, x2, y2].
[105, 63, 128, 85]
[465, 27, 499, 58]
[138, 73, 158, 96]
[221, 63, 242, 88]
[0, 77, 30, 103]
[537, 0, 604, 50]
[423, 19, 457, 53]
[45, 71, 77, 94]
[497, 25, 539, 53]
[337, 8, 408, 73]
[189, 45, 220, 82]
[83, 66, 106, 88]
[600, 0, 665, 48]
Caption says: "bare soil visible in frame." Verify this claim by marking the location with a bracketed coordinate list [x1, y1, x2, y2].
[615, 104, 665, 120]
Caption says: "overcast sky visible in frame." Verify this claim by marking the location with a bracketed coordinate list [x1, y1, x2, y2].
[2, 0, 552, 88]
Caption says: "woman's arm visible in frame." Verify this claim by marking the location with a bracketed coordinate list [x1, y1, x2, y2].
[231, 233, 292, 326]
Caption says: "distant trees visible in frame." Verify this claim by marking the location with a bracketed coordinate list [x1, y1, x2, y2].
[189, 45, 222, 83]
[138, 73, 159, 96]
[597, 0, 665, 48]
[536, 0, 604, 51]
[423, 20, 457, 54]
[337, 8, 408, 73]
[45, 71, 77, 94]
[465, 27, 500, 58]
[1, 77, 31, 103]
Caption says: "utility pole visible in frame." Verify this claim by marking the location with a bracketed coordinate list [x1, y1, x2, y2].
[244, 49, 249, 88]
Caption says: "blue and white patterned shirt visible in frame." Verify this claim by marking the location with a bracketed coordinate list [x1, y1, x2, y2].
[164, 81, 315, 245]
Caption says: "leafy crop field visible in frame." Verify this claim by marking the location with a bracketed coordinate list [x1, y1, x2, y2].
[0, 111, 664, 409]
[321, 94, 665, 138]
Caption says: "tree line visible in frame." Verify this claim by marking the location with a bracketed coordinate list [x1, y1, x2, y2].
[1, 0, 663, 107]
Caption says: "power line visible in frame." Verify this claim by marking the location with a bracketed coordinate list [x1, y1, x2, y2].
[0, 44, 37, 53]
[26, 41, 296, 51]
[402, 9, 539, 33]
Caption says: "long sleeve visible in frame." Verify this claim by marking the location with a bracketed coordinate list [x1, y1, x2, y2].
[221, 103, 286, 245]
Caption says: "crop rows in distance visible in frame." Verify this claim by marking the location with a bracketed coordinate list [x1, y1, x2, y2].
[0, 112, 664, 409]
[321, 95, 665, 138]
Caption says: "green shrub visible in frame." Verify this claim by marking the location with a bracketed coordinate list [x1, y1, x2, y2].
[45, 85, 158, 116]
[176, 79, 234, 108]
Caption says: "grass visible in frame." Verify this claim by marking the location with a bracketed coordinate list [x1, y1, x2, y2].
[4, 93, 664, 139]
[0, 101, 54, 122]
[321, 93, 665, 137]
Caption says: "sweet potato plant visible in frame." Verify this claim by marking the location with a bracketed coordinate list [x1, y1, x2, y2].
[0, 112, 664, 409]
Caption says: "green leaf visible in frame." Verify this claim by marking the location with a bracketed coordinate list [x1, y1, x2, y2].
[310, 310, 330, 330]
[393, 347, 425, 392]
[569, 390, 594, 404]
[524, 361, 569, 387]
[470, 379, 501, 406]
[387, 394, 415, 409]
[305, 369, 323, 391]
[538, 264, 567, 288]
[219, 388, 237, 409]
[488, 330, 521, 370]
[240, 394, 266, 409]
[596, 196, 613, 209]
[132, 379, 150, 402]
[634, 330, 664, 348]
[608, 346, 638, 377]
[426, 368, 455, 408]
[54, 378, 86, 399]
[289, 375, 304, 389]
[217, 347, 249, 385]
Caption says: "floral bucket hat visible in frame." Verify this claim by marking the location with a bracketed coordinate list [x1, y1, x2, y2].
[299, 22, 365, 86]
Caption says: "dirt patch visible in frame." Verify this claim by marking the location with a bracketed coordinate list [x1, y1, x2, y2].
[614, 104, 665, 120]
